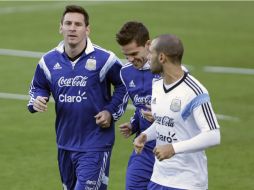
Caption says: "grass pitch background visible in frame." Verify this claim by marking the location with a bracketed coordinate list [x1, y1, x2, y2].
[0, 1, 254, 189]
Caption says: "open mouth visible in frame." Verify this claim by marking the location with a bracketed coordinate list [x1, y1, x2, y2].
[68, 35, 77, 38]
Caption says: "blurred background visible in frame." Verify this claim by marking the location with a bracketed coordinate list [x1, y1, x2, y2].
[0, 1, 253, 189]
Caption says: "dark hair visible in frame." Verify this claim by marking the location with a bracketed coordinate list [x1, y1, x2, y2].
[61, 5, 89, 26]
[116, 21, 149, 46]
[155, 34, 184, 64]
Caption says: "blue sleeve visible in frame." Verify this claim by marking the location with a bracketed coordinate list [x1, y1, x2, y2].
[103, 58, 128, 121]
[27, 61, 51, 113]
[130, 109, 140, 134]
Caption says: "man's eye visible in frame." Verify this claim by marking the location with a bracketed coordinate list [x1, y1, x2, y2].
[127, 53, 137, 56]
[64, 22, 71, 25]
[75, 23, 83, 27]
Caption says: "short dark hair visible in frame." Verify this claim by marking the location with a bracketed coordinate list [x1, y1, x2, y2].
[116, 21, 149, 46]
[61, 5, 89, 26]
[155, 34, 184, 64]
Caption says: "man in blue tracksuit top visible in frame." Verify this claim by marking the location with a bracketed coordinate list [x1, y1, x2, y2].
[116, 21, 161, 190]
[27, 5, 128, 190]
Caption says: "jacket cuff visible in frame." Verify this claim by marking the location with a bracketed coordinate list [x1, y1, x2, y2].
[27, 105, 37, 113]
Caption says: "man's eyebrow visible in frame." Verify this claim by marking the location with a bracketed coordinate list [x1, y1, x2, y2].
[124, 51, 139, 56]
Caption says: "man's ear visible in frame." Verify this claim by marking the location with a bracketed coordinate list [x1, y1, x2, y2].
[145, 40, 151, 48]
[159, 52, 166, 64]
[86, 25, 90, 36]
[59, 23, 63, 34]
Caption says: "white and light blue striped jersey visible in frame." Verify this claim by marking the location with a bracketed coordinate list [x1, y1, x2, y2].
[27, 38, 128, 151]
[149, 72, 220, 190]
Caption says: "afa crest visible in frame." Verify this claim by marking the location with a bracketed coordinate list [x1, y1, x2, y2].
[170, 98, 181, 112]
[85, 59, 96, 71]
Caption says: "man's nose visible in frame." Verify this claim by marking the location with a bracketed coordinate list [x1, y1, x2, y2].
[70, 24, 76, 30]
[147, 53, 151, 60]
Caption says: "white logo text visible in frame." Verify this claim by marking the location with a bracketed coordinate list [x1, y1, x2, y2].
[59, 91, 87, 103]
[58, 76, 88, 87]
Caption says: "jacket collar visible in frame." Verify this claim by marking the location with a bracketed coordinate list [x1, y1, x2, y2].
[139, 61, 150, 70]
[55, 38, 95, 55]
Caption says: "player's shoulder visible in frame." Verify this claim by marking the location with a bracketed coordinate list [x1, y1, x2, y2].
[152, 77, 163, 88]
[93, 44, 109, 55]
[92, 44, 124, 69]
[183, 73, 209, 95]
[120, 63, 137, 81]
[121, 62, 136, 73]
[93, 43, 115, 58]
[41, 41, 65, 62]
[43, 45, 60, 57]
[81, 42, 118, 67]
[38, 45, 60, 67]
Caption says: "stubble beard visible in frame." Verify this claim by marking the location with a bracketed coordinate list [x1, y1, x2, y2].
[151, 62, 162, 74]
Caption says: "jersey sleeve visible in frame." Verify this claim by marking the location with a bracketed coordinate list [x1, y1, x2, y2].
[130, 109, 141, 134]
[103, 54, 128, 121]
[143, 121, 157, 142]
[181, 93, 220, 131]
[174, 96, 221, 153]
[173, 129, 220, 154]
[27, 58, 51, 113]
[193, 101, 220, 132]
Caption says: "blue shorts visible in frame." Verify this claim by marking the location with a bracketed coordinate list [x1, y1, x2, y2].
[148, 181, 186, 190]
[58, 149, 111, 190]
[126, 148, 155, 190]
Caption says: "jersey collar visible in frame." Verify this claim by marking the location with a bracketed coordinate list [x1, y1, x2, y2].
[55, 38, 95, 55]
[139, 61, 150, 70]
[163, 72, 188, 93]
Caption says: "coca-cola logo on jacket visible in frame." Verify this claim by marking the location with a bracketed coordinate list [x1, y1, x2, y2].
[58, 76, 88, 87]
[133, 95, 151, 105]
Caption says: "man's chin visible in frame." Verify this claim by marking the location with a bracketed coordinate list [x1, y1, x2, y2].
[67, 41, 78, 47]
[133, 62, 145, 69]
[151, 68, 160, 74]
[133, 65, 140, 69]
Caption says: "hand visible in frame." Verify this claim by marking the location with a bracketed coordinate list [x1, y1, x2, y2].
[153, 144, 175, 161]
[133, 133, 147, 154]
[119, 122, 132, 138]
[95, 110, 112, 128]
[141, 105, 154, 122]
[33, 96, 48, 112]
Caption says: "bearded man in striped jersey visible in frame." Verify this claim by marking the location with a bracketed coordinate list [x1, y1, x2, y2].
[134, 34, 221, 190]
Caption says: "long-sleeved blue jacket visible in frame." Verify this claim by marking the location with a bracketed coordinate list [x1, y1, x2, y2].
[120, 62, 161, 150]
[28, 38, 128, 151]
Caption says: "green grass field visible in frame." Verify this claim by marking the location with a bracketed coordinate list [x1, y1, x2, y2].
[0, 1, 254, 190]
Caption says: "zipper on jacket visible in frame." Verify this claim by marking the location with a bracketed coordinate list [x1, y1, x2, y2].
[71, 62, 75, 70]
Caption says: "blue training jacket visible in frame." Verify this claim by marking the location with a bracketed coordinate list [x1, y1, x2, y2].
[27, 38, 128, 152]
[120, 62, 161, 151]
